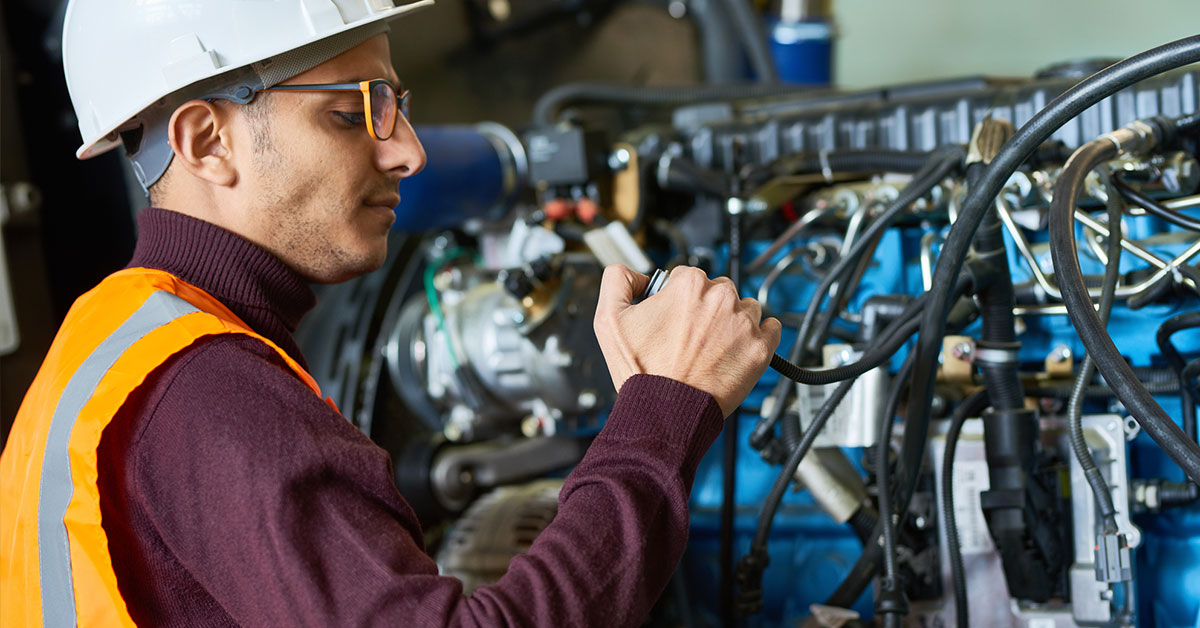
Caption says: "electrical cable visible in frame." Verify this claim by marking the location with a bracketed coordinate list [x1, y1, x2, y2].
[875, 353, 917, 625]
[940, 390, 992, 628]
[771, 38, 1200, 614]
[793, 148, 966, 360]
[1050, 117, 1200, 484]
[1113, 174, 1200, 232]
[735, 377, 856, 616]
[808, 227, 886, 363]
[720, 208, 743, 628]
[875, 38, 1200, 614]
[1025, 378, 1182, 399]
[1067, 170, 1126, 536]
[827, 42, 1200, 609]
[1155, 311, 1200, 443]
[739, 273, 972, 616]
[1183, 358, 1200, 391]
[751, 148, 964, 452]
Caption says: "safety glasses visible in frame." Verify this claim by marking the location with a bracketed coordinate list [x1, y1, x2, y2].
[261, 79, 411, 141]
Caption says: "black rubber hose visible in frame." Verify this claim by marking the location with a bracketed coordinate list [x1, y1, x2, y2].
[1068, 170, 1126, 536]
[768, 316, 919, 385]
[825, 262, 965, 609]
[793, 147, 965, 360]
[972, 206, 1025, 412]
[876, 353, 917, 625]
[807, 229, 886, 364]
[904, 40, 1200, 600]
[768, 272, 977, 386]
[531, 82, 808, 126]
[1025, 379, 1182, 399]
[721, 0, 777, 83]
[1113, 175, 1200, 232]
[1051, 129, 1200, 483]
[752, 147, 964, 454]
[771, 287, 948, 451]
[1156, 311, 1200, 443]
[1184, 358, 1200, 387]
[736, 377, 856, 617]
[941, 390, 992, 628]
[720, 209, 743, 627]
[753, 378, 856, 549]
[751, 282, 925, 451]
[1185, 361, 1200, 447]
[848, 505, 881, 544]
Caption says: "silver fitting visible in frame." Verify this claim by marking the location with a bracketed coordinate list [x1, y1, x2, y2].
[972, 345, 1020, 366]
[1099, 119, 1158, 157]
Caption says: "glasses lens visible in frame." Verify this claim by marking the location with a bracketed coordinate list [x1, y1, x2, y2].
[370, 81, 397, 140]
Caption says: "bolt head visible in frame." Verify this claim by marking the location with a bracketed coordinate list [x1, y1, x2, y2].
[608, 148, 631, 171]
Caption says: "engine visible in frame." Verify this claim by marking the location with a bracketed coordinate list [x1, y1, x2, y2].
[296, 59, 1200, 627]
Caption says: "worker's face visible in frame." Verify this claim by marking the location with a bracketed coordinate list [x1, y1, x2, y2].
[239, 34, 425, 283]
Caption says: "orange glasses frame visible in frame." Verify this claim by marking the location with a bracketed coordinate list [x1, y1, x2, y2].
[261, 79, 410, 140]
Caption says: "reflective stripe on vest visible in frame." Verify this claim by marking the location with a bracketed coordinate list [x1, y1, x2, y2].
[39, 291, 198, 626]
[1, 268, 331, 627]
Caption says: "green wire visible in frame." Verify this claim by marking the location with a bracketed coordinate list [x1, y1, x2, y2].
[424, 247, 473, 371]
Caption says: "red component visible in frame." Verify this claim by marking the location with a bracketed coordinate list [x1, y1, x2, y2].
[544, 198, 572, 221]
[575, 198, 600, 224]
[781, 200, 799, 222]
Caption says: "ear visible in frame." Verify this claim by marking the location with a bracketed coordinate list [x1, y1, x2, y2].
[167, 100, 237, 187]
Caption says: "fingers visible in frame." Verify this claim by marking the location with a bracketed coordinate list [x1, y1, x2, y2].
[596, 265, 649, 318]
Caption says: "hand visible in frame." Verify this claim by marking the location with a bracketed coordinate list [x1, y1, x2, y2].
[593, 265, 782, 416]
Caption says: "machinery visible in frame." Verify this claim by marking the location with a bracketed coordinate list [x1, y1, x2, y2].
[296, 43, 1200, 627]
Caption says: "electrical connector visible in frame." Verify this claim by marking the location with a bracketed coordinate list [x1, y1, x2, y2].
[1094, 532, 1132, 583]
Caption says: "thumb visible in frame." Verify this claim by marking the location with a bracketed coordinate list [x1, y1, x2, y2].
[597, 264, 650, 316]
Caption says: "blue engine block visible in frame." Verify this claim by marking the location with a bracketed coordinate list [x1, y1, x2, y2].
[681, 215, 1200, 627]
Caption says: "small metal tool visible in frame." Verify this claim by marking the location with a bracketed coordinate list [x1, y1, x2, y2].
[639, 268, 671, 302]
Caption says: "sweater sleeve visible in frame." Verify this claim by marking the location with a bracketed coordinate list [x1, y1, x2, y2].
[130, 335, 724, 628]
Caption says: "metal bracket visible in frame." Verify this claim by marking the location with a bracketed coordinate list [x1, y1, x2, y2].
[1068, 414, 1141, 626]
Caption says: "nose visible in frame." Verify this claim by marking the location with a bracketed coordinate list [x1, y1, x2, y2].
[377, 115, 426, 179]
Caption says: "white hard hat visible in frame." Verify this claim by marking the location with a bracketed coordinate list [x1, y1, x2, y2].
[62, 0, 433, 186]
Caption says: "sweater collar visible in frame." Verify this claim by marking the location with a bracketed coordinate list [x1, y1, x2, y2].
[127, 208, 316, 365]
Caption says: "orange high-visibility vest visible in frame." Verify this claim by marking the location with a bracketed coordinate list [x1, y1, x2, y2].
[1, 267, 334, 627]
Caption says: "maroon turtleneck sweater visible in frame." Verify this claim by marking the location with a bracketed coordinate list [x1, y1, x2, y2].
[96, 208, 724, 627]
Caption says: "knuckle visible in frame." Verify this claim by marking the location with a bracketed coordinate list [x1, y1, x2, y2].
[675, 266, 705, 284]
[711, 278, 738, 301]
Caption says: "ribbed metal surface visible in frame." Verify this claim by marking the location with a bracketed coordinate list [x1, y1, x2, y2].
[675, 68, 1199, 170]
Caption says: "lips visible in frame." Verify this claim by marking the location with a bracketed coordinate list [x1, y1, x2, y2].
[365, 194, 402, 209]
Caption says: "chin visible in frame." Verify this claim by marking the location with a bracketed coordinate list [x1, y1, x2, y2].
[318, 244, 389, 284]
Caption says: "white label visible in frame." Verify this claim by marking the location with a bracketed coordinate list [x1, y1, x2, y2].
[1028, 619, 1057, 628]
[952, 460, 994, 555]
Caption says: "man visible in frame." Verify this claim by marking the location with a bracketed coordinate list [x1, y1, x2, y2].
[1, 0, 781, 625]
